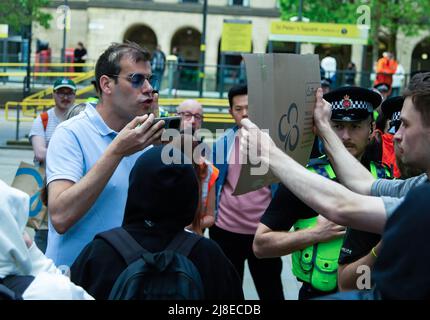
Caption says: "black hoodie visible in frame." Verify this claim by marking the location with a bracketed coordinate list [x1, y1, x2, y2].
[71, 146, 243, 300]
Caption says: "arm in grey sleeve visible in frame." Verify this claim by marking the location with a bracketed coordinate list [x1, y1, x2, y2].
[379, 196, 404, 219]
[371, 174, 428, 198]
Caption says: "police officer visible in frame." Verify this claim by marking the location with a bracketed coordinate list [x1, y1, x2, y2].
[374, 82, 391, 101]
[253, 87, 392, 300]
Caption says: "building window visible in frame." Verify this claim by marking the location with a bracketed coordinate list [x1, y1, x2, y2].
[180, 0, 200, 3]
[228, 0, 250, 6]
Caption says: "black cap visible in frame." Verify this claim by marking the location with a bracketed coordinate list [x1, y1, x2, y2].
[374, 83, 391, 92]
[381, 96, 404, 132]
[321, 77, 332, 87]
[324, 86, 381, 122]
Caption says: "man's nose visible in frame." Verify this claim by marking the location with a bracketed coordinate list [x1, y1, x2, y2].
[141, 79, 153, 93]
[394, 127, 403, 142]
[341, 129, 351, 140]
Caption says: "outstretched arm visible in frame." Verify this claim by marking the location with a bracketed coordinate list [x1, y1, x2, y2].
[240, 117, 387, 234]
[313, 89, 376, 195]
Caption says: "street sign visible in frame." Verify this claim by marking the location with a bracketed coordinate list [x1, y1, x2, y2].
[270, 21, 368, 45]
[221, 19, 252, 53]
[0, 24, 8, 38]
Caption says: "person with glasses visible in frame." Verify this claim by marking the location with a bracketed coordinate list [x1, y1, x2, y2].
[44, 42, 165, 267]
[29, 78, 77, 167]
[175, 99, 217, 235]
[28, 78, 76, 254]
[177, 99, 204, 132]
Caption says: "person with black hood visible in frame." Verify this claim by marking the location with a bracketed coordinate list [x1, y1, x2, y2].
[70, 145, 243, 300]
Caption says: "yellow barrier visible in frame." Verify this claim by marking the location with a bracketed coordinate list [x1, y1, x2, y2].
[23, 71, 95, 101]
[0, 62, 93, 67]
[0, 72, 87, 77]
[5, 100, 234, 124]
[159, 98, 229, 107]
[5, 100, 88, 121]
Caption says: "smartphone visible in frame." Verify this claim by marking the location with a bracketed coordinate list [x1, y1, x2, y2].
[153, 116, 181, 130]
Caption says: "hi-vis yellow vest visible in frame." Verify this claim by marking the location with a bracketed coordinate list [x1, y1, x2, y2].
[292, 159, 392, 292]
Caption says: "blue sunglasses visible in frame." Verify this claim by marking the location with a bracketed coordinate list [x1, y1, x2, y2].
[109, 73, 159, 91]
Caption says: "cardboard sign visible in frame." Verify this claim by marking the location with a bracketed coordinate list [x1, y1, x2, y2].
[233, 53, 320, 195]
[11, 162, 48, 229]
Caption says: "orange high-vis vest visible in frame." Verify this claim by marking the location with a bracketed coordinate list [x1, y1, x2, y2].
[381, 132, 400, 178]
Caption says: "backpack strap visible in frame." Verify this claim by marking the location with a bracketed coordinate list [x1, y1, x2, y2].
[0, 284, 18, 300]
[165, 230, 202, 257]
[96, 227, 150, 266]
[0, 275, 35, 300]
[40, 111, 48, 131]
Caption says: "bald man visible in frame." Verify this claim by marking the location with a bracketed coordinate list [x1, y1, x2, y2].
[177, 99, 203, 132]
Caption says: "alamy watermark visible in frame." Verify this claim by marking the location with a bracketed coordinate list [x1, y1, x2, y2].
[159, 128, 271, 176]
[356, 1, 371, 30]
[356, 265, 372, 290]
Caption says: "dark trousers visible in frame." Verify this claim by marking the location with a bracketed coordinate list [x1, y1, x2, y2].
[209, 225, 284, 300]
[298, 281, 338, 300]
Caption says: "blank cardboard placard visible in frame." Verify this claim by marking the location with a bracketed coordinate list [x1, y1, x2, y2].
[233, 53, 320, 195]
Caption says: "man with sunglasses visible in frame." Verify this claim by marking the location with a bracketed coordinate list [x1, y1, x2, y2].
[45, 42, 165, 267]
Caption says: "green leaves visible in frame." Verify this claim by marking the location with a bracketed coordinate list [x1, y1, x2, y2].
[0, 0, 52, 30]
[279, 0, 430, 54]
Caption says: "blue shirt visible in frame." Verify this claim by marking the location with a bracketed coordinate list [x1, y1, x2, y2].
[46, 104, 147, 267]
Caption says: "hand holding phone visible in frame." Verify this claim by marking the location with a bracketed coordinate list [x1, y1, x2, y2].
[153, 116, 181, 130]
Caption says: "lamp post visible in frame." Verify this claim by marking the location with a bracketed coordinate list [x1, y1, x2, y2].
[198, 0, 208, 97]
[61, 0, 68, 63]
[295, 0, 303, 54]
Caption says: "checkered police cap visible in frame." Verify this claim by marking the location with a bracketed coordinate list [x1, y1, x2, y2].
[324, 86, 382, 122]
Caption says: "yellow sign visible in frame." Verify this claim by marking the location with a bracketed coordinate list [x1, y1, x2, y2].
[270, 21, 368, 45]
[0, 24, 8, 38]
[221, 20, 252, 53]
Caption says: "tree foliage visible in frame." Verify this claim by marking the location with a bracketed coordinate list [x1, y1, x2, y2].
[279, 0, 430, 56]
[0, 0, 52, 30]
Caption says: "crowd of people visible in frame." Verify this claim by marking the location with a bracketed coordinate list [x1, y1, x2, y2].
[1, 41, 429, 300]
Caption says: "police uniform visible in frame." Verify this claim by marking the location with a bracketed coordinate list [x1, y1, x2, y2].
[260, 87, 392, 300]
[381, 96, 403, 134]
[374, 82, 391, 94]
[373, 96, 404, 178]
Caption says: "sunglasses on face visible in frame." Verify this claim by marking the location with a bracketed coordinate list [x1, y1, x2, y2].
[110, 73, 159, 90]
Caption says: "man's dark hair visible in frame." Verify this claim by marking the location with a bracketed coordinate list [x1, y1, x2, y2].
[95, 42, 151, 95]
[403, 71, 430, 127]
[228, 84, 247, 108]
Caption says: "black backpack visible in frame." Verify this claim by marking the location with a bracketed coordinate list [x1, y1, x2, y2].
[96, 227, 205, 300]
[0, 275, 34, 300]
